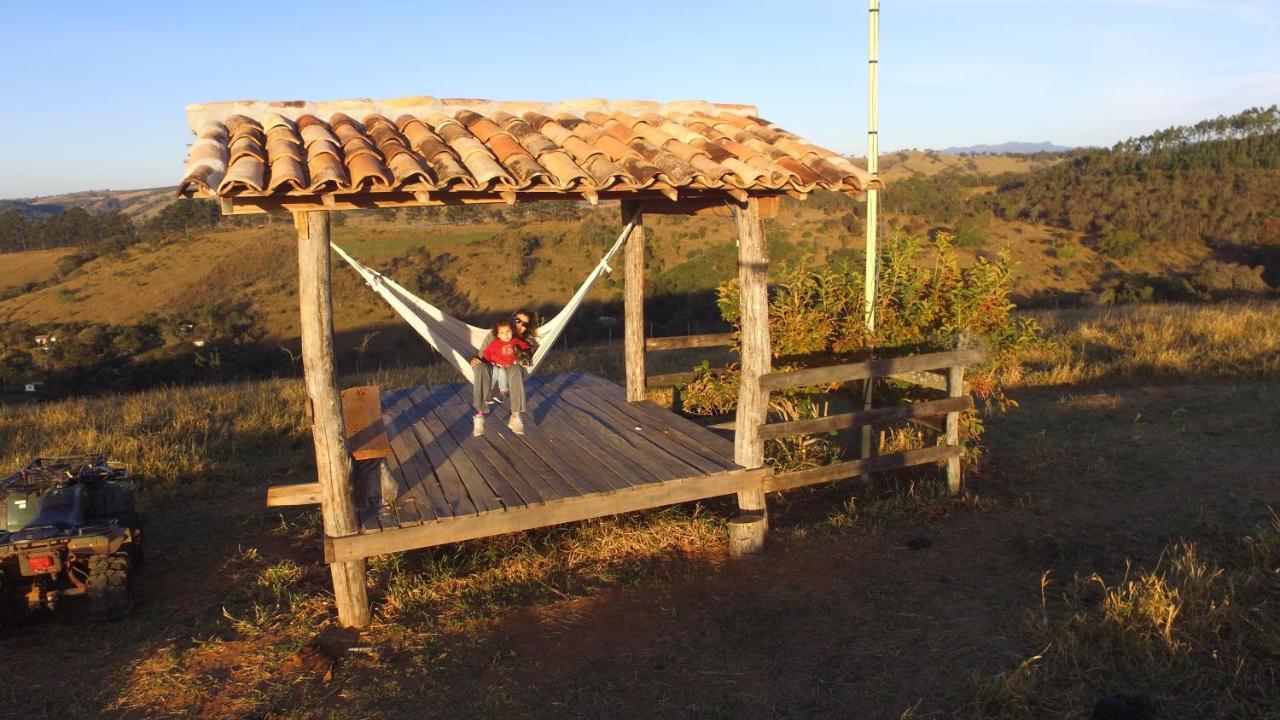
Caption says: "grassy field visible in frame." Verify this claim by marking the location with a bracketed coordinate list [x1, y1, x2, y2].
[0, 301, 1277, 718]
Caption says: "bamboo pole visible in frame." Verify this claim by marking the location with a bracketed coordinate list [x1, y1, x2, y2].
[732, 197, 770, 554]
[861, 0, 882, 474]
[621, 200, 646, 402]
[296, 210, 371, 628]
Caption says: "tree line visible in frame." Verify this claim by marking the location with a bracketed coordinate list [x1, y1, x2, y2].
[0, 199, 222, 254]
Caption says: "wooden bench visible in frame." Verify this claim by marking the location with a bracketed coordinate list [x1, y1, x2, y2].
[266, 385, 391, 507]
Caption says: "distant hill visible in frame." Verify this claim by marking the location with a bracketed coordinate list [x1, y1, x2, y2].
[873, 149, 1062, 183]
[938, 142, 1073, 155]
[0, 187, 177, 221]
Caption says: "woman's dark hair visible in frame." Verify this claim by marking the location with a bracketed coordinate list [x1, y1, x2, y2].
[512, 309, 538, 344]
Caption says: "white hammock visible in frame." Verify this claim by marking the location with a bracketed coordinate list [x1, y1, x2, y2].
[332, 210, 640, 384]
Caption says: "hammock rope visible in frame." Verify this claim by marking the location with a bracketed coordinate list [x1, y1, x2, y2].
[333, 209, 641, 384]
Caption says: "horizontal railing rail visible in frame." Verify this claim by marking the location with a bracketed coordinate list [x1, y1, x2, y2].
[644, 332, 735, 352]
[757, 395, 973, 441]
[757, 346, 986, 495]
[758, 347, 985, 392]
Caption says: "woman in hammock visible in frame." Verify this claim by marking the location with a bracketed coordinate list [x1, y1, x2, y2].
[470, 310, 538, 436]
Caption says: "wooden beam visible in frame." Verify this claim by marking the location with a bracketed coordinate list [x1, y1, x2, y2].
[638, 194, 781, 218]
[296, 210, 370, 628]
[763, 445, 961, 494]
[341, 385, 392, 461]
[945, 364, 966, 494]
[757, 396, 974, 441]
[887, 369, 969, 394]
[759, 348, 987, 392]
[732, 197, 770, 549]
[266, 482, 322, 507]
[198, 188, 789, 217]
[644, 333, 735, 352]
[325, 467, 768, 563]
[622, 200, 646, 402]
[646, 370, 700, 389]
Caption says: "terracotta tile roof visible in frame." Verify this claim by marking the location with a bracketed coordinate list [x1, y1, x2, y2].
[178, 96, 878, 206]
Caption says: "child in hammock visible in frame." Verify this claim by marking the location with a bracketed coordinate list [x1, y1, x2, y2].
[473, 319, 531, 435]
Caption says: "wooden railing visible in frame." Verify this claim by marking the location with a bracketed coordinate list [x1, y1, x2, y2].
[756, 347, 985, 494]
[644, 332, 735, 389]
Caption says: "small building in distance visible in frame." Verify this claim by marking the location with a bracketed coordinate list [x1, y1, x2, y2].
[33, 334, 58, 350]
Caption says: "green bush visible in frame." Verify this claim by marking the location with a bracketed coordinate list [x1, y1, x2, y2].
[686, 230, 1045, 419]
[1097, 229, 1141, 259]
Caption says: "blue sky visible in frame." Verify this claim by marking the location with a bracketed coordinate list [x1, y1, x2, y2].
[0, 0, 1276, 198]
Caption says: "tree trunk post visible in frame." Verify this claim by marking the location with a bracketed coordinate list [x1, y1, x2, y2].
[296, 210, 371, 628]
[622, 200, 646, 403]
[732, 197, 770, 554]
[944, 363, 966, 494]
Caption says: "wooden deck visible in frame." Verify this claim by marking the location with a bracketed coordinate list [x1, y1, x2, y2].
[325, 372, 766, 563]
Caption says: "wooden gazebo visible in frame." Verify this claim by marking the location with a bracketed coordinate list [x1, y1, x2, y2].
[178, 96, 976, 629]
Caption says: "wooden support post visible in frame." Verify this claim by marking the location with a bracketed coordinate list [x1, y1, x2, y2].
[732, 197, 770, 551]
[944, 363, 966, 494]
[296, 210, 371, 628]
[728, 514, 766, 558]
[622, 200, 646, 402]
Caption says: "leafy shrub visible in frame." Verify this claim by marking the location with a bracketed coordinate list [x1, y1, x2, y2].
[1183, 260, 1272, 300]
[1096, 229, 1141, 259]
[683, 232, 1045, 465]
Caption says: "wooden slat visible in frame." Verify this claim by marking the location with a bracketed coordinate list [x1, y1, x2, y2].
[645, 370, 699, 389]
[410, 386, 507, 513]
[403, 386, 480, 517]
[759, 348, 987, 392]
[266, 482, 321, 507]
[576, 374, 738, 462]
[522, 378, 643, 492]
[419, 384, 529, 507]
[557, 386, 721, 477]
[645, 333, 735, 352]
[757, 396, 974, 441]
[887, 370, 968, 394]
[565, 383, 735, 475]
[762, 445, 961, 493]
[519, 380, 627, 495]
[425, 387, 543, 508]
[326, 467, 769, 563]
[376, 388, 429, 526]
[548, 388, 690, 482]
[380, 388, 437, 523]
[444, 383, 577, 504]
[341, 385, 393, 461]
[544, 386, 682, 486]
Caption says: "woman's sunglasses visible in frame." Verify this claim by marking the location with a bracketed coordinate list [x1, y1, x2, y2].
[512, 318, 527, 326]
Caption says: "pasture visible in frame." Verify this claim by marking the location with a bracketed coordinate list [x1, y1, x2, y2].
[0, 302, 1277, 718]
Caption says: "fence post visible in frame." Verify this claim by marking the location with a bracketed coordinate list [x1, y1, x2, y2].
[731, 197, 770, 556]
[944, 363, 966, 494]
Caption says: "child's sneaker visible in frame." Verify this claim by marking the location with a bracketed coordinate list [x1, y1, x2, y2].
[472, 413, 485, 437]
[507, 413, 524, 435]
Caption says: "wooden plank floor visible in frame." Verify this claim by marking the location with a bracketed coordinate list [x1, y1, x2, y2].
[330, 372, 764, 562]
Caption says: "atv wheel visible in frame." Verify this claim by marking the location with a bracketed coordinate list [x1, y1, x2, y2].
[0, 570, 13, 636]
[87, 553, 133, 622]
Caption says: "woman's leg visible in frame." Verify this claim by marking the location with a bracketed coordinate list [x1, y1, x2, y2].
[508, 365, 527, 414]
[472, 362, 493, 412]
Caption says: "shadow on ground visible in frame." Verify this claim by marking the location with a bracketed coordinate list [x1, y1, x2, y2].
[3, 382, 1277, 719]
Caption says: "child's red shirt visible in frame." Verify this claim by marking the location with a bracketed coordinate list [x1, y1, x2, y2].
[481, 336, 531, 367]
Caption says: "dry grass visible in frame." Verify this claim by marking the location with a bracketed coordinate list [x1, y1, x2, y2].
[1016, 301, 1280, 388]
[2, 302, 1278, 717]
[968, 517, 1280, 719]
